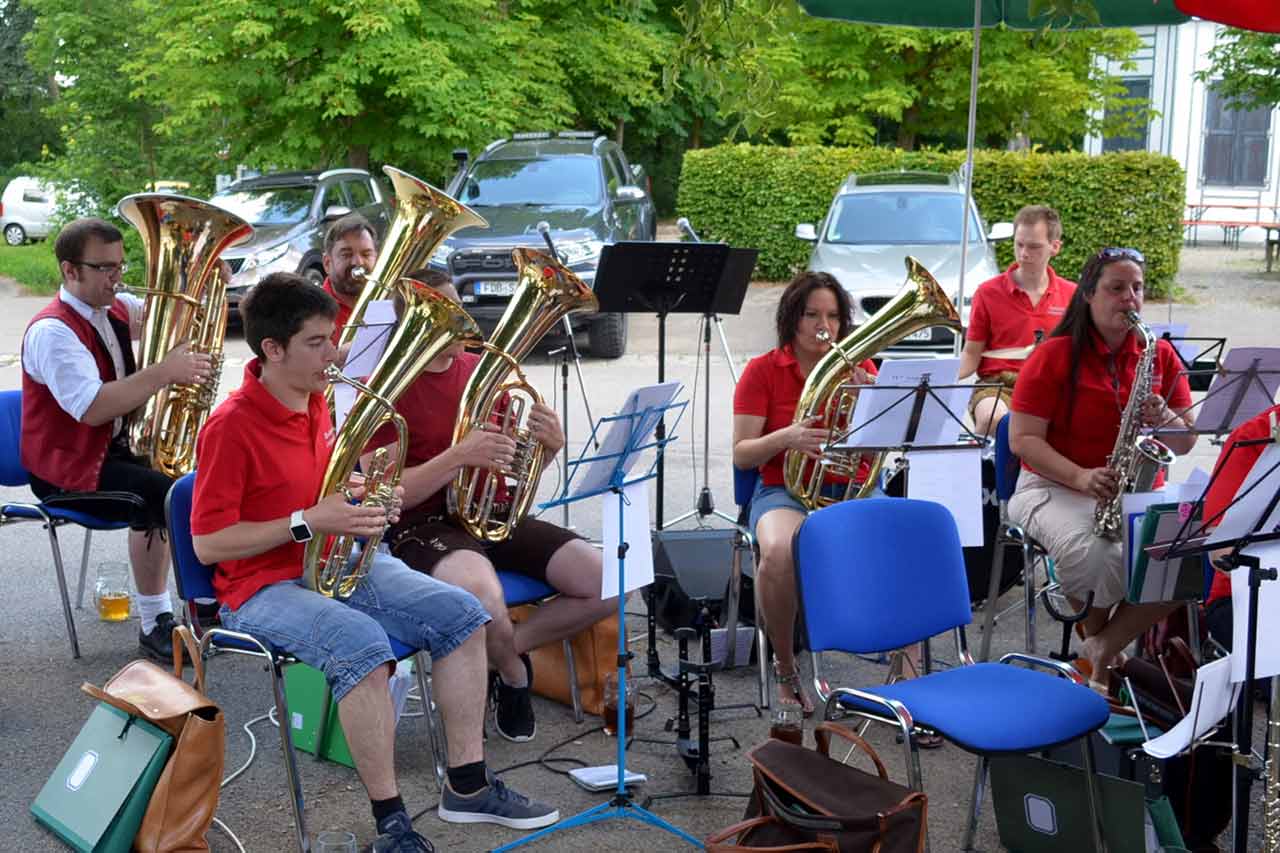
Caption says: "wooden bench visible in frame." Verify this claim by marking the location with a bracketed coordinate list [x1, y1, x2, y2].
[1183, 203, 1280, 272]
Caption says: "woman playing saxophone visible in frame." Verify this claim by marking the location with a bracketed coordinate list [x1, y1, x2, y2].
[1008, 247, 1196, 688]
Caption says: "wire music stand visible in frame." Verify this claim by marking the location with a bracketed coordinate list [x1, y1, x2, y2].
[1152, 346, 1280, 442]
[493, 387, 698, 851]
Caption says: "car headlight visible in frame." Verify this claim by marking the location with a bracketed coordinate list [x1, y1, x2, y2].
[557, 239, 605, 267]
[244, 242, 290, 271]
[429, 243, 454, 268]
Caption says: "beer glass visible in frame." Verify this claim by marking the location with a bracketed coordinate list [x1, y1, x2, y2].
[769, 705, 804, 745]
[601, 672, 635, 737]
[316, 831, 356, 852]
[94, 561, 132, 622]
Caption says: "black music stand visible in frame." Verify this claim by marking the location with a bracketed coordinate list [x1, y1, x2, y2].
[1153, 347, 1280, 443]
[594, 240, 756, 687]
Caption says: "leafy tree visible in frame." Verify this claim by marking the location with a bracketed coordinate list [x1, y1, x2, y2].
[0, 0, 62, 186]
[1199, 29, 1280, 112]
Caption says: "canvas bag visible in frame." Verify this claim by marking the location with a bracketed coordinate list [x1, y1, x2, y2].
[82, 625, 225, 852]
[511, 606, 617, 717]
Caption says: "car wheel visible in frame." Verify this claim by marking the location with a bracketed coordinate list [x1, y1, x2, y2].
[302, 266, 325, 286]
[3, 224, 26, 246]
[587, 312, 627, 359]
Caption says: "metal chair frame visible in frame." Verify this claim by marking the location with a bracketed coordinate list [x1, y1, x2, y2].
[497, 570, 585, 724]
[732, 466, 772, 710]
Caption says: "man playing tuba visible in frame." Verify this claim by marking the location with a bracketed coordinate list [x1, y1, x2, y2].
[21, 218, 213, 661]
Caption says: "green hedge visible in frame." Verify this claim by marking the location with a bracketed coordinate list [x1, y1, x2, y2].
[676, 145, 1185, 297]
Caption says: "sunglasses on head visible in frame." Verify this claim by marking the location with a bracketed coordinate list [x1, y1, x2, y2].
[1097, 247, 1144, 264]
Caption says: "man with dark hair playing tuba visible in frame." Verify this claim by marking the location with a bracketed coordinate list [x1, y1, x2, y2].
[191, 272, 557, 852]
[321, 212, 380, 345]
[21, 217, 213, 661]
[363, 268, 614, 745]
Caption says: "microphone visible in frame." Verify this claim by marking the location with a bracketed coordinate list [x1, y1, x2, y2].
[536, 220, 558, 257]
[676, 217, 701, 243]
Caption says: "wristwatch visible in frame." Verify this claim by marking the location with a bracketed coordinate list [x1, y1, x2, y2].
[289, 509, 313, 543]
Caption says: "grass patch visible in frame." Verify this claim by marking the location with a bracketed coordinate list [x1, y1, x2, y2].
[0, 241, 61, 295]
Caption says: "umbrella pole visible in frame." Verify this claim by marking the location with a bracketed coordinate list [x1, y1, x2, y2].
[955, 0, 982, 356]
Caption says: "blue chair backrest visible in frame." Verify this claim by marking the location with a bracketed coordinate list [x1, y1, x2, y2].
[794, 498, 973, 655]
[734, 466, 760, 509]
[166, 472, 217, 603]
[0, 390, 30, 487]
[993, 414, 1020, 503]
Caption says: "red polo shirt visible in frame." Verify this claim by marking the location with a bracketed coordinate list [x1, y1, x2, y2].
[733, 345, 878, 488]
[1202, 404, 1280, 603]
[191, 359, 336, 610]
[323, 278, 354, 345]
[967, 264, 1076, 377]
[1011, 331, 1191, 480]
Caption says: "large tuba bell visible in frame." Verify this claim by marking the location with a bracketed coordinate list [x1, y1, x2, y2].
[334, 166, 487, 353]
[783, 256, 961, 510]
[304, 280, 481, 598]
[447, 247, 599, 542]
[116, 194, 253, 477]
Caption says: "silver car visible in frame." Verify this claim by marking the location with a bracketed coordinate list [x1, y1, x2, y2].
[796, 171, 1012, 356]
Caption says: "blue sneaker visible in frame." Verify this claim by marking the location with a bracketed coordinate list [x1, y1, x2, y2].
[437, 777, 559, 830]
[368, 810, 434, 852]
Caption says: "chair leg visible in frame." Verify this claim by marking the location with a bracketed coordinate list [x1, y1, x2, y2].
[1082, 735, 1108, 853]
[756, 627, 770, 710]
[314, 683, 333, 765]
[1024, 552, 1038, 656]
[75, 528, 93, 610]
[978, 532, 1008, 662]
[270, 658, 311, 853]
[561, 639, 583, 724]
[961, 755, 990, 852]
[44, 523, 81, 659]
[413, 653, 445, 789]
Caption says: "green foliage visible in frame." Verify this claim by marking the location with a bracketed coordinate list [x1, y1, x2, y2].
[677, 145, 1184, 296]
[0, 1, 63, 183]
[0, 241, 62, 295]
[1199, 29, 1280, 112]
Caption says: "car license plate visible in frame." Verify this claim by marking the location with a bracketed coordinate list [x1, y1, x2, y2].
[474, 280, 517, 297]
[904, 328, 933, 342]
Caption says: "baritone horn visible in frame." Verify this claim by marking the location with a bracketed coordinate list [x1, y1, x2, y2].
[783, 256, 961, 510]
[116, 194, 253, 477]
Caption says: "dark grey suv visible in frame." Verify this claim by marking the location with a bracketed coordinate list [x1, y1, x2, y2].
[430, 132, 656, 358]
[210, 168, 393, 322]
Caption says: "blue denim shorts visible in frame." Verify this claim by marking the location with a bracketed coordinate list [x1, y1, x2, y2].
[747, 481, 808, 534]
[221, 551, 490, 702]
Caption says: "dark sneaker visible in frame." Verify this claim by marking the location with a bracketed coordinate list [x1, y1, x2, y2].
[492, 654, 536, 742]
[139, 612, 177, 662]
[368, 809, 434, 852]
[437, 777, 558, 830]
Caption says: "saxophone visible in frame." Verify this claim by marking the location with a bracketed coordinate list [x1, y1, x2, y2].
[1091, 311, 1177, 541]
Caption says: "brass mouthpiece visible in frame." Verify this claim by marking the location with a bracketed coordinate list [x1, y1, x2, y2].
[816, 329, 832, 344]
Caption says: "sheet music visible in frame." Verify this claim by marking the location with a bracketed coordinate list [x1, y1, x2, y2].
[1143, 655, 1239, 758]
[904, 448, 984, 547]
[569, 382, 683, 499]
[1203, 443, 1280, 548]
[1231, 542, 1280, 683]
[601, 479, 654, 598]
[1175, 468, 1210, 504]
[1193, 347, 1280, 433]
[834, 358, 969, 449]
[1147, 322, 1197, 365]
[334, 300, 396, 431]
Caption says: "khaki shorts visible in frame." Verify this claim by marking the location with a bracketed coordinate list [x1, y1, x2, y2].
[968, 371, 1018, 418]
[1007, 470, 1126, 608]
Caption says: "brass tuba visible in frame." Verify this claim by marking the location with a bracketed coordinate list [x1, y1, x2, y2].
[116, 194, 253, 477]
[783, 257, 961, 510]
[447, 247, 599, 542]
[303, 280, 481, 598]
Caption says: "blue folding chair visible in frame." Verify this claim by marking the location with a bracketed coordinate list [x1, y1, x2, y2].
[496, 570, 584, 723]
[165, 472, 444, 853]
[733, 465, 770, 709]
[0, 389, 143, 658]
[794, 498, 1111, 851]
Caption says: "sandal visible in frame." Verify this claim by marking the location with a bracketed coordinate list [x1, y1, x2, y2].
[773, 659, 815, 717]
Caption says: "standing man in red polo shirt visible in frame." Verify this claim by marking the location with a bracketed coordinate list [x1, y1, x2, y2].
[321, 213, 379, 345]
[190, 273, 557, 851]
[21, 217, 213, 661]
[959, 205, 1076, 437]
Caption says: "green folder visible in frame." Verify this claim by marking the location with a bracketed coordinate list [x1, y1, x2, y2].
[1128, 502, 1204, 603]
[283, 662, 356, 768]
[31, 702, 173, 852]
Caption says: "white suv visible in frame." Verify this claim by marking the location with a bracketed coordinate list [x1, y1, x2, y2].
[1, 176, 58, 246]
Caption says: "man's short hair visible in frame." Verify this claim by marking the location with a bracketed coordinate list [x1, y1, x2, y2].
[405, 267, 452, 289]
[1013, 205, 1062, 242]
[323, 213, 377, 254]
[54, 218, 124, 266]
[241, 272, 338, 358]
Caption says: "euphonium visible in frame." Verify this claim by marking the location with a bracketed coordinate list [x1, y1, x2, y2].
[1092, 311, 1177, 541]
[783, 257, 960, 510]
[447, 247, 599, 542]
[334, 166, 486, 353]
[116, 194, 253, 477]
[303, 280, 481, 598]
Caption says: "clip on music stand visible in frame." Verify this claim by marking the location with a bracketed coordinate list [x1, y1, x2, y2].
[494, 391, 698, 852]
[1152, 434, 1280, 853]
[594, 240, 757, 687]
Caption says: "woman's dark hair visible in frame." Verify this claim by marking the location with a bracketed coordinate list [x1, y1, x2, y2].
[1048, 248, 1146, 420]
[241, 271, 338, 358]
[775, 271, 853, 349]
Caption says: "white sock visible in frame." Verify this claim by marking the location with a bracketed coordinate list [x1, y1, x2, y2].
[136, 593, 172, 635]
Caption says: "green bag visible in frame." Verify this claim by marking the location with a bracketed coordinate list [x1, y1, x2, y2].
[31, 702, 173, 852]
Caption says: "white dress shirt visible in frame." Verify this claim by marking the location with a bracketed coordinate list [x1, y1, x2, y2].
[23, 287, 144, 436]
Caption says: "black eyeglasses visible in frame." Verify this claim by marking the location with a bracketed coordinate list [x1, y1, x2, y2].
[76, 261, 128, 275]
[1098, 247, 1144, 264]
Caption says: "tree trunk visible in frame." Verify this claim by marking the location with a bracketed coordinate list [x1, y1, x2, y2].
[896, 105, 920, 151]
[347, 145, 370, 170]
[691, 116, 703, 149]
[614, 118, 625, 147]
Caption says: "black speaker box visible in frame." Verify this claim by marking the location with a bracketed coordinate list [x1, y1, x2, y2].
[649, 528, 754, 634]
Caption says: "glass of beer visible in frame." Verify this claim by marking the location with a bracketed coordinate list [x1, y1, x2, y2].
[601, 672, 635, 737]
[316, 831, 356, 852]
[770, 705, 804, 745]
[94, 561, 132, 622]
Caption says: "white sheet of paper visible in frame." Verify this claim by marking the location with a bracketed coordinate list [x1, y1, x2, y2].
[1147, 322, 1196, 365]
[570, 382, 682, 500]
[600, 479, 654, 599]
[1143, 655, 1239, 758]
[905, 448, 984, 547]
[1231, 542, 1280, 682]
[334, 300, 396, 432]
[1204, 444, 1280, 548]
[1123, 492, 1167, 575]
[835, 358, 967, 450]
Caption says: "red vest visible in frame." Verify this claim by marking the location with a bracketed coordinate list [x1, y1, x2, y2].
[21, 297, 134, 491]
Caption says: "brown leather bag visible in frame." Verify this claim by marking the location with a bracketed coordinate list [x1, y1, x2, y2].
[82, 625, 225, 852]
[510, 606, 617, 717]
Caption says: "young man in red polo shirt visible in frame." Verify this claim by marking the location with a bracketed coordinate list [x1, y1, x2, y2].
[959, 205, 1076, 437]
[21, 217, 213, 661]
[190, 273, 557, 851]
[321, 213, 379, 344]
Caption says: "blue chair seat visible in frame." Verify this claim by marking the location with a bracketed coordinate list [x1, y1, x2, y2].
[2, 502, 133, 530]
[838, 662, 1108, 754]
[498, 571, 556, 607]
[209, 627, 417, 662]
